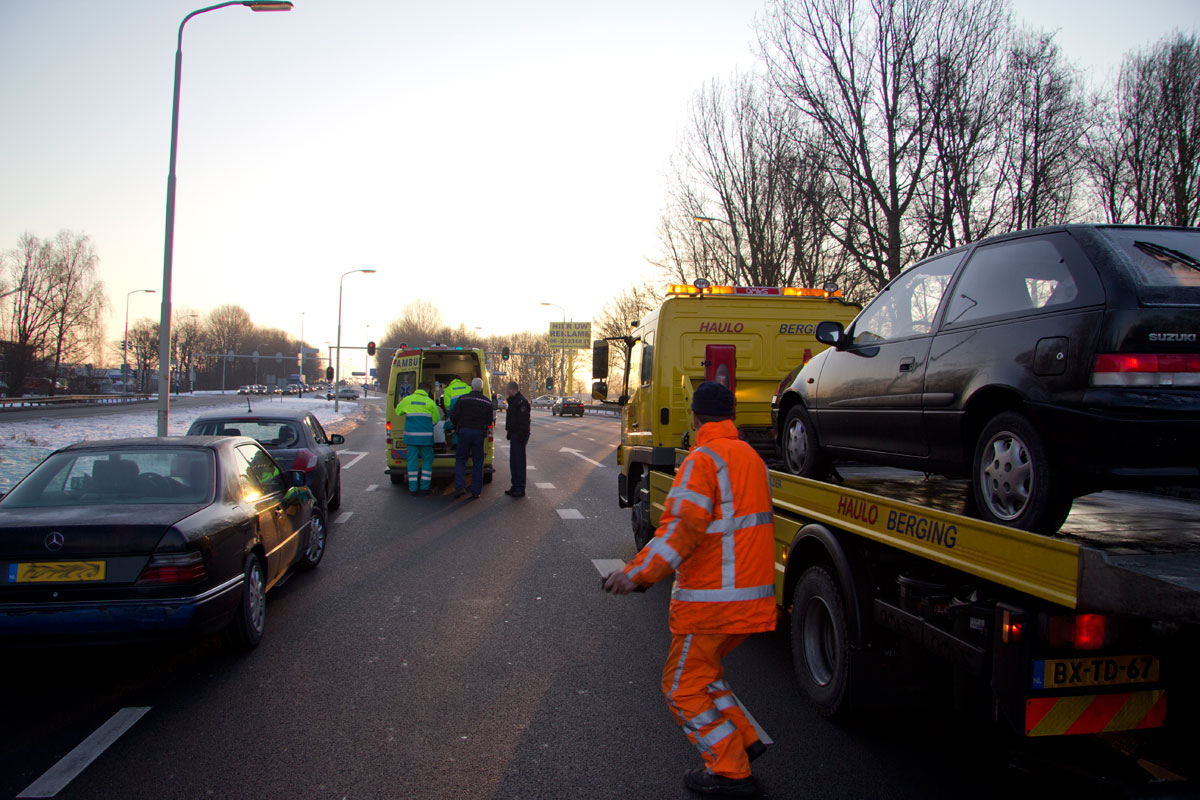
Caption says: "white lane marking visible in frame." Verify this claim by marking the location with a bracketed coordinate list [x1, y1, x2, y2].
[366, 484, 378, 492]
[536, 482, 555, 489]
[527, 465, 537, 470]
[592, 558, 626, 576]
[18, 706, 150, 798]
[340, 451, 369, 469]
[559, 447, 605, 468]
[736, 698, 773, 745]
[775, 562, 785, 573]
[586, 437, 596, 442]
[556, 508, 584, 519]
[335, 511, 354, 523]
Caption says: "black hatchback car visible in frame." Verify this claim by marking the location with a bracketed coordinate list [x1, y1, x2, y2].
[774, 224, 1200, 533]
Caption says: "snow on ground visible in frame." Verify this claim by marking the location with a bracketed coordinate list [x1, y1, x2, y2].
[0, 391, 373, 492]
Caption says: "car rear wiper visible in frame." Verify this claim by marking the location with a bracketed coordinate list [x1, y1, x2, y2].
[1134, 240, 1200, 272]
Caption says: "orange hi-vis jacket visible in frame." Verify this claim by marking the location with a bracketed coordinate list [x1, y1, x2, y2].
[624, 419, 776, 635]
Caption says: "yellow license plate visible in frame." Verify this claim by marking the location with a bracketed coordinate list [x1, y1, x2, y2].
[9, 561, 107, 583]
[1033, 655, 1159, 689]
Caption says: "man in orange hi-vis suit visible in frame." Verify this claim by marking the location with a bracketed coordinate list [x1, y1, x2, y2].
[604, 380, 775, 797]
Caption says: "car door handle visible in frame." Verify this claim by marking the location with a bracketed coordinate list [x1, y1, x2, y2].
[899, 357, 916, 372]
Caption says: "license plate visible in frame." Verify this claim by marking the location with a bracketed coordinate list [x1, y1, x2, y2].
[8, 561, 107, 583]
[1033, 655, 1159, 689]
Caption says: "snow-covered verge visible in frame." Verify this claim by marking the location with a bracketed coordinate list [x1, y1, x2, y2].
[0, 392, 373, 493]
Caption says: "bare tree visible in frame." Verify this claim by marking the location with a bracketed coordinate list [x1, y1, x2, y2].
[760, 0, 945, 290]
[127, 318, 159, 392]
[998, 30, 1086, 229]
[44, 231, 108, 395]
[1, 233, 56, 395]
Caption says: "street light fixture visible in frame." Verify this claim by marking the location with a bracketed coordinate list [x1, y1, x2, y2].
[124, 289, 156, 393]
[335, 269, 376, 411]
[693, 215, 748, 287]
[157, 0, 293, 436]
[540, 302, 566, 395]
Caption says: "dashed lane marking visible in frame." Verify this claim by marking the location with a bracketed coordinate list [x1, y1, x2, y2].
[536, 482, 555, 489]
[18, 706, 150, 798]
[556, 508, 584, 519]
[335, 511, 354, 523]
[737, 700, 773, 745]
[340, 451, 369, 469]
[592, 558, 626, 576]
[366, 484, 378, 492]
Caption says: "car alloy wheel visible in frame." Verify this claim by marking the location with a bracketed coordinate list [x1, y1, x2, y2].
[972, 411, 1073, 533]
[301, 510, 326, 570]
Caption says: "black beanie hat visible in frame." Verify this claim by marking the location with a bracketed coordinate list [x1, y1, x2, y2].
[691, 381, 735, 418]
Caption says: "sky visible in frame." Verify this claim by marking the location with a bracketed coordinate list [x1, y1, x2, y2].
[1, 0, 1196, 375]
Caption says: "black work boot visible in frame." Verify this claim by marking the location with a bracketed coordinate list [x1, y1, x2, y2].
[683, 768, 757, 797]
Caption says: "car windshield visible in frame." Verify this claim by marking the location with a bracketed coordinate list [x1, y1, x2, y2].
[1, 448, 215, 507]
[1101, 228, 1200, 288]
[191, 419, 300, 448]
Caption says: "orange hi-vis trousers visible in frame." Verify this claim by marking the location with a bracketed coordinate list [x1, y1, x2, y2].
[661, 632, 759, 780]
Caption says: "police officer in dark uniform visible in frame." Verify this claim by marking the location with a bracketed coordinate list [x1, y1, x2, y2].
[504, 380, 531, 498]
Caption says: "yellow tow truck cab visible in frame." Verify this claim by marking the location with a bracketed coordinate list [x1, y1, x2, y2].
[384, 346, 494, 485]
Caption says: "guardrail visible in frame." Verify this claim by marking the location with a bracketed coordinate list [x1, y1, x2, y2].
[0, 393, 154, 411]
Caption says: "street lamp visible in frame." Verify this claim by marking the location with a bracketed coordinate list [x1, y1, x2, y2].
[124, 289, 156, 393]
[157, 0, 294, 436]
[693, 215, 748, 287]
[540, 302, 566, 396]
[335, 269, 375, 411]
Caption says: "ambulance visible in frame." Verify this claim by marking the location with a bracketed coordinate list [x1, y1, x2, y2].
[384, 346, 494, 486]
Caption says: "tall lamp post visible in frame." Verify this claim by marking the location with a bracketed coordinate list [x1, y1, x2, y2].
[540, 302, 565, 396]
[157, 0, 293, 436]
[124, 288, 156, 393]
[693, 215, 748, 287]
[335, 269, 375, 411]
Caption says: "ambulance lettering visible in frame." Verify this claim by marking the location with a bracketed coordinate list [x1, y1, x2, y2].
[699, 321, 744, 333]
[886, 510, 958, 549]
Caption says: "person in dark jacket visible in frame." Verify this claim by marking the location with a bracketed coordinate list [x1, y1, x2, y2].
[504, 381, 531, 498]
[449, 378, 493, 498]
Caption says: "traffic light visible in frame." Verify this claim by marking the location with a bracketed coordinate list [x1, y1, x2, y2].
[546, 377, 553, 391]
[367, 341, 376, 356]
[325, 366, 334, 381]
[501, 346, 510, 361]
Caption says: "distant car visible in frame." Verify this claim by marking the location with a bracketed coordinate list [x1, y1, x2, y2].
[237, 385, 251, 395]
[774, 224, 1200, 533]
[283, 384, 302, 395]
[0, 436, 325, 647]
[327, 386, 358, 401]
[552, 397, 584, 417]
[532, 394, 557, 408]
[187, 410, 344, 514]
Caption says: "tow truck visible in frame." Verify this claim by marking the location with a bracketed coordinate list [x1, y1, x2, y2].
[592, 280, 1199, 790]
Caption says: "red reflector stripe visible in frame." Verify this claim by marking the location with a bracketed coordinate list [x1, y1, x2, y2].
[1094, 353, 1200, 372]
[1025, 691, 1166, 736]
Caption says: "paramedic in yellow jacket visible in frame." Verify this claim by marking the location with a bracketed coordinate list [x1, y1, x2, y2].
[395, 382, 441, 496]
[604, 381, 775, 797]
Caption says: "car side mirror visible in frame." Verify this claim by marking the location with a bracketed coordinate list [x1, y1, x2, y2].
[815, 320, 846, 348]
[330, 434, 345, 445]
[592, 380, 608, 401]
[592, 341, 609, 380]
[288, 470, 306, 488]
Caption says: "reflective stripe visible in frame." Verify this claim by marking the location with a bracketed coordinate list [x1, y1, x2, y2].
[674, 584, 775, 603]
[685, 707, 724, 733]
[667, 485, 714, 514]
[646, 536, 682, 569]
[667, 634, 692, 713]
[712, 694, 737, 711]
[695, 719, 737, 752]
[628, 518, 680, 580]
[695, 447, 737, 587]
[706, 512, 774, 534]
[708, 680, 732, 693]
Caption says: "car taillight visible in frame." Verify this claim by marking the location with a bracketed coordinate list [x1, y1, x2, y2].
[291, 448, 318, 472]
[138, 551, 207, 584]
[1092, 353, 1200, 387]
[1048, 613, 1107, 650]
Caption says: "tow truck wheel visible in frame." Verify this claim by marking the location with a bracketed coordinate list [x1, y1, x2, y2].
[792, 565, 852, 718]
[781, 406, 828, 480]
[972, 411, 1073, 534]
[631, 477, 655, 550]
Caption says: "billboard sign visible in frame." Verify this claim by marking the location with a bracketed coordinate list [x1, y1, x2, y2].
[549, 321, 591, 349]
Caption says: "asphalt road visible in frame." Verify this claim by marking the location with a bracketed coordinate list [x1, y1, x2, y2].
[0, 403, 1111, 799]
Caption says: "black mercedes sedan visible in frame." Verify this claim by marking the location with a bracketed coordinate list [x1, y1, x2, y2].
[0, 436, 326, 647]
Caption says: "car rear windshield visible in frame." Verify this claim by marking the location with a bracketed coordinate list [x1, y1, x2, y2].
[2, 448, 215, 507]
[191, 419, 301, 448]
[1099, 228, 1200, 290]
